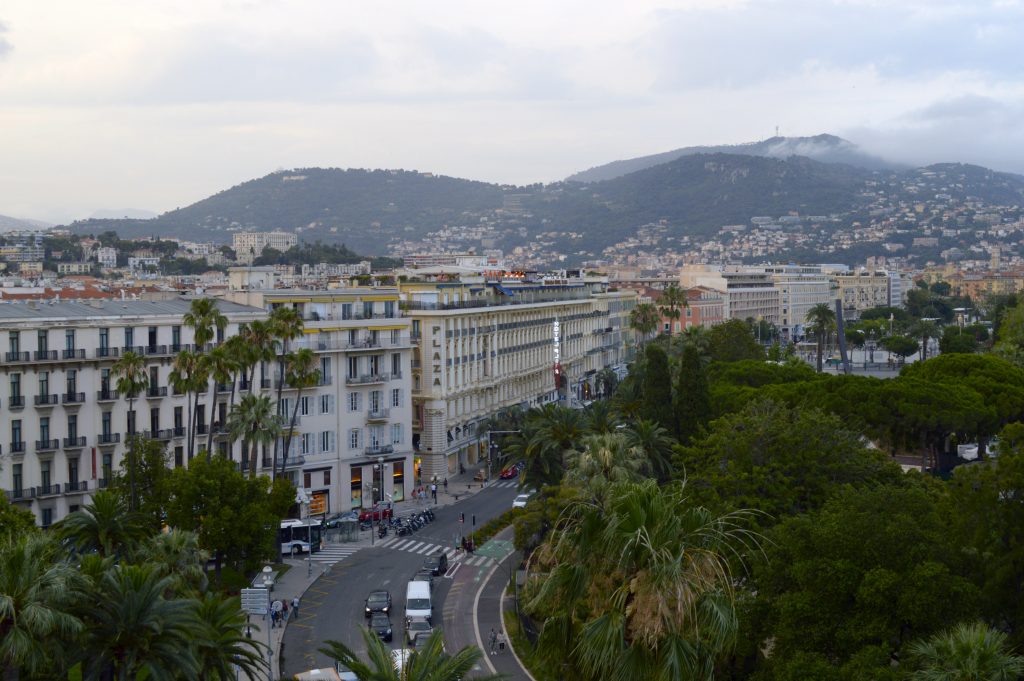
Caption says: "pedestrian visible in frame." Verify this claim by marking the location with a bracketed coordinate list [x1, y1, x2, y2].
[431, 483, 437, 501]
[282, 600, 289, 622]
[488, 628, 497, 655]
[292, 596, 300, 620]
[497, 630, 506, 653]
[443, 477, 448, 492]
[271, 599, 282, 628]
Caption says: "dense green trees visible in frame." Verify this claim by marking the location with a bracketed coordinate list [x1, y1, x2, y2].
[642, 343, 675, 432]
[321, 629, 500, 681]
[805, 302, 836, 372]
[674, 343, 711, 444]
[707, 319, 764, 362]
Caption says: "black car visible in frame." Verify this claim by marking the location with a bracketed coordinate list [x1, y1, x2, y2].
[413, 569, 434, 590]
[369, 612, 393, 642]
[364, 590, 391, 617]
[423, 551, 449, 576]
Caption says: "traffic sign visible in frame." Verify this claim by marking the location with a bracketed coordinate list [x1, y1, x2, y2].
[240, 587, 270, 616]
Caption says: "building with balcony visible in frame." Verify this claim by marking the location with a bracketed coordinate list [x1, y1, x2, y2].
[232, 231, 298, 264]
[758, 265, 835, 340]
[0, 298, 265, 527]
[220, 282, 415, 517]
[398, 270, 637, 479]
[834, 270, 893, 319]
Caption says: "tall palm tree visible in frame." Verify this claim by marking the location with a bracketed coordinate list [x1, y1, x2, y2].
[625, 418, 676, 481]
[629, 302, 660, 347]
[83, 564, 200, 681]
[910, 319, 941, 362]
[909, 621, 1024, 681]
[202, 344, 239, 459]
[805, 302, 837, 373]
[112, 351, 148, 510]
[221, 334, 250, 409]
[170, 349, 206, 461]
[280, 348, 321, 476]
[57, 490, 149, 559]
[0, 534, 85, 679]
[658, 283, 688, 337]
[320, 629, 501, 681]
[183, 297, 227, 352]
[584, 399, 619, 434]
[192, 593, 266, 680]
[269, 306, 304, 473]
[228, 394, 281, 479]
[135, 529, 209, 595]
[564, 433, 648, 493]
[240, 319, 277, 392]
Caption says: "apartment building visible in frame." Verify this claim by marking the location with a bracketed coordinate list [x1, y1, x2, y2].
[679, 266, 781, 325]
[221, 283, 415, 515]
[759, 265, 834, 340]
[0, 299, 265, 526]
[232, 231, 298, 264]
[399, 271, 636, 478]
[834, 270, 892, 318]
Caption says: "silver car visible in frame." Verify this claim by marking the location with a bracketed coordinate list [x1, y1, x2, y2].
[406, 616, 433, 644]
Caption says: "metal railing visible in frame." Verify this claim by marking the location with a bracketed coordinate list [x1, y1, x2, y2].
[5, 351, 29, 362]
[63, 436, 87, 448]
[146, 386, 168, 398]
[345, 373, 390, 385]
[62, 392, 86, 405]
[367, 408, 390, 420]
[364, 444, 394, 456]
[34, 394, 59, 406]
[98, 433, 120, 445]
[64, 480, 89, 493]
[97, 389, 119, 401]
[35, 439, 59, 451]
[62, 349, 86, 359]
[34, 350, 58, 361]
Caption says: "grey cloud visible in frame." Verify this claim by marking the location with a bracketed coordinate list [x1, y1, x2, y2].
[913, 94, 1008, 122]
[0, 21, 12, 59]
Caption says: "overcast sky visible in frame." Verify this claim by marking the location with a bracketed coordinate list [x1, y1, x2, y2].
[2, 0, 1023, 223]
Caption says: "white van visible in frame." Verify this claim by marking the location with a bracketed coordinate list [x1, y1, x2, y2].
[405, 580, 432, 623]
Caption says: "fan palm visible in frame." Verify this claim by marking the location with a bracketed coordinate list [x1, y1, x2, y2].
[183, 297, 227, 351]
[202, 344, 239, 459]
[320, 628, 501, 681]
[192, 592, 266, 680]
[584, 399, 619, 434]
[135, 529, 209, 595]
[111, 350, 148, 510]
[269, 306, 304, 475]
[58, 490, 149, 559]
[909, 621, 1024, 681]
[805, 303, 837, 373]
[629, 303, 660, 346]
[625, 419, 676, 481]
[228, 393, 281, 478]
[83, 564, 200, 681]
[658, 284, 688, 337]
[564, 433, 647, 495]
[280, 348, 321, 475]
[170, 349, 207, 461]
[0, 534, 85, 678]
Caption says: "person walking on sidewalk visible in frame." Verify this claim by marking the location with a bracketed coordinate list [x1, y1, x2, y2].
[443, 477, 448, 493]
[497, 630, 506, 653]
[281, 600, 289, 622]
[488, 628, 498, 655]
[431, 483, 437, 502]
[291, 596, 300, 620]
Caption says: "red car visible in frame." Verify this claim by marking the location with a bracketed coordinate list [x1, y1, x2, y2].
[499, 462, 523, 480]
[358, 503, 393, 522]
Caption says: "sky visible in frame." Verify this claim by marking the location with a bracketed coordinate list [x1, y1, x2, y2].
[1, 0, 1024, 223]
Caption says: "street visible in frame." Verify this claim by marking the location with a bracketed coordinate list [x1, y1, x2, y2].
[280, 481, 521, 677]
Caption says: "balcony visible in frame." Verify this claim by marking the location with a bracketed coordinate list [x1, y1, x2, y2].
[34, 394, 59, 407]
[364, 444, 394, 456]
[411, 359, 422, 369]
[172, 426, 186, 438]
[98, 433, 120, 446]
[63, 436, 87, 448]
[97, 389, 119, 402]
[62, 349, 86, 360]
[367, 407, 390, 421]
[9, 395, 24, 409]
[62, 392, 86, 405]
[95, 347, 119, 359]
[281, 455, 306, 469]
[196, 424, 209, 435]
[64, 480, 89, 494]
[170, 343, 193, 353]
[144, 345, 169, 356]
[5, 351, 29, 362]
[36, 439, 59, 452]
[345, 373, 390, 385]
[144, 429, 173, 441]
[34, 350, 58, 361]
[9, 441, 25, 454]
[217, 383, 233, 393]
[122, 345, 146, 355]
[36, 484, 60, 498]
[97, 478, 110, 489]
[145, 386, 168, 398]
[5, 488, 31, 502]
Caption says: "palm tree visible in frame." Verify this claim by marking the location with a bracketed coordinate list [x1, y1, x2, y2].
[269, 306, 304, 473]
[57, 490, 149, 559]
[239, 319, 276, 392]
[228, 393, 281, 478]
[170, 349, 206, 461]
[280, 348, 321, 476]
[320, 628, 501, 681]
[83, 564, 200, 681]
[594, 367, 618, 399]
[183, 297, 227, 352]
[192, 593, 266, 680]
[135, 529, 209, 595]
[112, 351, 148, 510]
[564, 433, 647, 493]
[584, 399, 619, 434]
[221, 334, 250, 409]
[629, 302, 660, 347]
[910, 319, 941, 362]
[625, 418, 676, 481]
[202, 344, 239, 459]
[805, 302, 837, 373]
[909, 621, 1024, 681]
[658, 283, 688, 337]
[0, 534, 85, 679]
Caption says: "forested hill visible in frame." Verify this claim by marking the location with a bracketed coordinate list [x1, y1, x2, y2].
[68, 168, 505, 252]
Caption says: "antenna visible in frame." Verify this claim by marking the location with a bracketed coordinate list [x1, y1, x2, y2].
[775, 125, 780, 138]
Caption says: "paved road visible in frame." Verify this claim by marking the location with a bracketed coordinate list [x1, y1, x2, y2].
[280, 482, 521, 677]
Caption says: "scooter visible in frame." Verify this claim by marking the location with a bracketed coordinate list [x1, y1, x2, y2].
[378, 525, 388, 539]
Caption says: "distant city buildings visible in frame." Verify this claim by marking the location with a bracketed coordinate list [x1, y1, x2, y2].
[232, 230, 298, 264]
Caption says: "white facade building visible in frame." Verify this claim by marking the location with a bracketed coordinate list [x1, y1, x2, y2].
[233, 231, 298, 264]
[96, 247, 117, 269]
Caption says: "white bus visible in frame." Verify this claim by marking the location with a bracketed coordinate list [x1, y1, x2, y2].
[278, 518, 323, 556]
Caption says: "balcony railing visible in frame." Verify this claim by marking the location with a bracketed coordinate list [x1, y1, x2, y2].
[143, 345, 169, 356]
[63, 436, 87, 448]
[146, 386, 168, 398]
[36, 484, 60, 497]
[62, 349, 86, 360]
[5, 488, 30, 501]
[345, 373, 390, 385]
[367, 407, 390, 420]
[144, 429, 174, 441]
[62, 392, 86, 405]
[364, 444, 394, 456]
[9, 395, 24, 409]
[97, 478, 110, 489]
[98, 433, 120, 445]
[9, 441, 25, 454]
[172, 426, 186, 438]
[35, 439, 59, 451]
[281, 455, 306, 468]
[95, 347, 119, 358]
[34, 350, 57, 361]
[97, 389, 119, 401]
[34, 394, 59, 406]
[217, 383, 232, 393]
[64, 480, 89, 494]
[5, 351, 29, 362]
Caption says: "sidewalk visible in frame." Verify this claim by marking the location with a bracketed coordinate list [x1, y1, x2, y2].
[475, 526, 536, 681]
[261, 462, 496, 679]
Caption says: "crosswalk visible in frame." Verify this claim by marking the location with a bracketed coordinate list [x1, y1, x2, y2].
[377, 538, 459, 559]
[309, 545, 362, 565]
[490, 480, 519, 489]
[307, 538, 501, 568]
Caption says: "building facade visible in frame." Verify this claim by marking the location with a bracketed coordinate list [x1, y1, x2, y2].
[835, 271, 892, 318]
[232, 231, 298, 264]
[759, 265, 834, 340]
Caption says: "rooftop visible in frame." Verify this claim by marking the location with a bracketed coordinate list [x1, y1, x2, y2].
[0, 297, 264, 322]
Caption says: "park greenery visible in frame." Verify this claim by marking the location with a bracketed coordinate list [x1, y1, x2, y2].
[497, 286, 1024, 681]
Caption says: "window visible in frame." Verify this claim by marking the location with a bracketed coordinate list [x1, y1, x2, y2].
[174, 446, 183, 468]
[148, 326, 157, 349]
[124, 327, 134, 348]
[12, 463, 22, 494]
[347, 356, 358, 379]
[99, 328, 109, 350]
[149, 366, 159, 390]
[216, 326, 224, 344]
[38, 371, 49, 396]
[384, 300, 395, 318]
[347, 393, 360, 412]
[40, 461, 51, 489]
[369, 390, 382, 412]
[300, 396, 311, 417]
[172, 325, 181, 349]
[363, 301, 373, 319]
[174, 406, 183, 429]
[319, 394, 333, 415]
[8, 331, 19, 354]
[320, 356, 331, 382]
[349, 428, 360, 450]
[320, 431, 334, 453]
[342, 303, 352, 320]
[391, 388, 402, 408]
[66, 369, 77, 395]
[102, 412, 112, 436]
[102, 453, 112, 481]
[348, 329, 358, 346]
[391, 423, 402, 445]
[37, 329, 47, 353]
[150, 407, 160, 432]
[301, 432, 312, 455]
[9, 374, 20, 398]
[280, 398, 292, 419]
[304, 472, 311, 488]
[368, 355, 380, 375]
[100, 368, 110, 392]
[41, 508, 52, 528]
[391, 329, 400, 344]
[65, 329, 75, 351]
[324, 469, 331, 485]
[39, 417, 50, 442]
[67, 415, 78, 440]
[391, 353, 401, 375]
[68, 457, 79, 485]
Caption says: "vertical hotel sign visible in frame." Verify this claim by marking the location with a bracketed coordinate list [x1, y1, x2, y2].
[553, 318, 562, 389]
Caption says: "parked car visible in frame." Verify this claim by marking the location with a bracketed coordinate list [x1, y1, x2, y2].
[500, 462, 524, 479]
[364, 590, 391, 617]
[369, 612, 393, 642]
[358, 503, 394, 522]
[324, 510, 359, 529]
[423, 551, 449, 576]
[406, 616, 433, 645]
